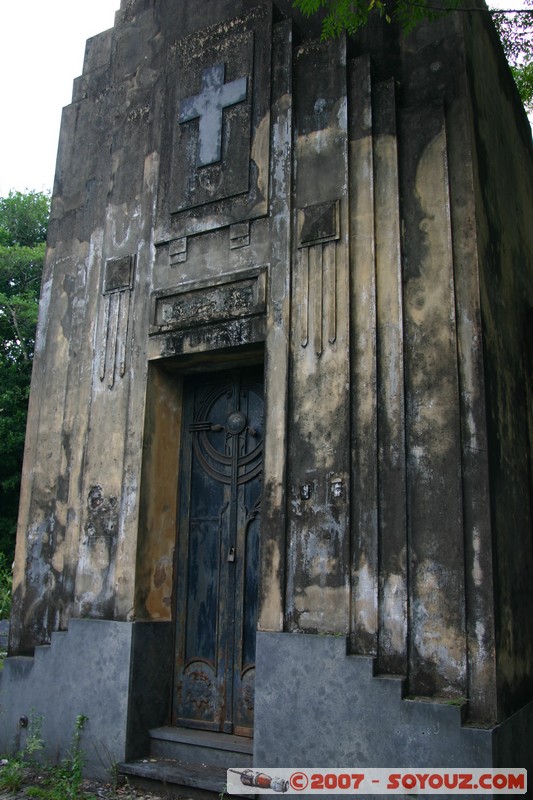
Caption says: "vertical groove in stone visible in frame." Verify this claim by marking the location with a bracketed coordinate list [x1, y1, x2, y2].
[107, 292, 120, 389]
[297, 241, 338, 354]
[324, 241, 337, 345]
[100, 293, 111, 382]
[298, 247, 309, 348]
[118, 289, 131, 379]
[117, 291, 127, 379]
[373, 79, 408, 676]
[310, 244, 323, 357]
[348, 54, 378, 654]
[99, 288, 132, 388]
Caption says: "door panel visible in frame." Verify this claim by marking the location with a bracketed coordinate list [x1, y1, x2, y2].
[173, 368, 263, 736]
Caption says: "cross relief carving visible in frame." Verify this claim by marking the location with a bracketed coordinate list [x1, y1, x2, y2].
[161, 8, 270, 233]
[178, 62, 248, 166]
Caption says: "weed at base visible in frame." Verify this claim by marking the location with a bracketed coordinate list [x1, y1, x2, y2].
[0, 714, 97, 800]
[0, 553, 12, 620]
[0, 756, 25, 793]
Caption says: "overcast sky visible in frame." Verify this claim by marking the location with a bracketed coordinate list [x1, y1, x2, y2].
[0, 1, 119, 197]
[0, 0, 526, 198]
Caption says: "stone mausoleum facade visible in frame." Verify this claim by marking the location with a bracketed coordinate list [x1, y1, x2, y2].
[1, 0, 532, 794]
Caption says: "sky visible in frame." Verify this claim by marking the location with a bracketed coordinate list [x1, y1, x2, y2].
[0, 1, 119, 197]
[0, 1, 527, 198]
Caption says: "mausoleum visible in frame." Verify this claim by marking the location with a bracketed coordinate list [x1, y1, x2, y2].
[1, 0, 532, 794]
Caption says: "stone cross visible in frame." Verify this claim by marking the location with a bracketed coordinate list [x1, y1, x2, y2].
[179, 62, 248, 167]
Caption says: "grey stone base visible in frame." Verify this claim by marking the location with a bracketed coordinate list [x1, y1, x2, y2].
[253, 632, 532, 798]
[2, 625, 531, 790]
[0, 619, 9, 651]
[0, 619, 173, 778]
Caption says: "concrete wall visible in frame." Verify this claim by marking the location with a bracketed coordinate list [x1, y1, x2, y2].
[254, 632, 533, 796]
[462, 5, 533, 721]
[0, 619, 173, 777]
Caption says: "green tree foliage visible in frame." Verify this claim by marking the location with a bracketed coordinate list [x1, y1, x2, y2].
[511, 60, 533, 108]
[294, 0, 533, 111]
[0, 190, 49, 248]
[293, 0, 459, 38]
[492, 0, 533, 111]
[0, 191, 49, 563]
[492, 1, 533, 64]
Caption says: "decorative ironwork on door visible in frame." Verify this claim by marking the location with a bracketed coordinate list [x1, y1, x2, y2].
[173, 368, 263, 737]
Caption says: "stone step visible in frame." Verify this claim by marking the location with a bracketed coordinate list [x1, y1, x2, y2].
[149, 726, 253, 768]
[118, 756, 251, 799]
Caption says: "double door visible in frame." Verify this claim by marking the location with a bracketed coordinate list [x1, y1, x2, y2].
[173, 368, 263, 737]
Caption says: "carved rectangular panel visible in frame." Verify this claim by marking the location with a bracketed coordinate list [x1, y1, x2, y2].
[150, 269, 266, 335]
[298, 200, 339, 247]
[173, 34, 253, 211]
[156, 4, 272, 241]
[295, 241, 338, 357]
[104, 254, 135, 293]
[100, 255, 135, 387]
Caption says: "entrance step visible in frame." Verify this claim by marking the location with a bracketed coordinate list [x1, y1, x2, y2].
[117, 728, 254, 797]
[118, 757, 251, 799]
[149, 726, 253, 768]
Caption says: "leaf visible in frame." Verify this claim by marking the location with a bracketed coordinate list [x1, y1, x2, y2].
[0, 192, 48, 563]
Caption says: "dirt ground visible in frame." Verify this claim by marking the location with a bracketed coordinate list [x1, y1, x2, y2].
[0, 764, 205, 800]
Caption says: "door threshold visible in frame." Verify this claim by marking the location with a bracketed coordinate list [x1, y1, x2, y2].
[119, 757, 253, 798]
[150, 725, 254, 754]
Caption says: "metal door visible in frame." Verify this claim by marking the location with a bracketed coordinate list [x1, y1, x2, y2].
[173, 368, 263, 737]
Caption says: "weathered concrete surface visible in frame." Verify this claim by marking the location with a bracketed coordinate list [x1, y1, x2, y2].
[0, 619, 172, 776]
[3, 0, 533, 774]
[400, 104, 467, 702]
[258, 17, 292, 636]
[463, 4, 533, 722]
[254, 632, 533, 794]
[286, 35, 351, 634]
[254, 633, 531, 796]
[135, 366, 182, 621]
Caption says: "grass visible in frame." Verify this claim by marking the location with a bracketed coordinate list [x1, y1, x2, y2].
[0, 760, 146, 800]
[0, 762, 160, 800]
[0, 551, 12, 620]
[0, 592, 162, 799]
[0, 715, 103, 800]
